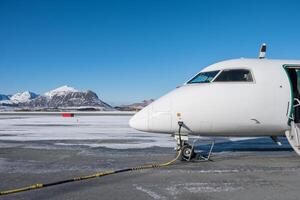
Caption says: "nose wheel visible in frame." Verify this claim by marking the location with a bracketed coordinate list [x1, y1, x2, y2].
[175, 121, 214, 162]
[181, 144, 195, 161]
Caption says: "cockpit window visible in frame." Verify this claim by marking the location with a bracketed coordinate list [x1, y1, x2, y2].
[187, 70, 220, 84]
[214, 69, 253, 82]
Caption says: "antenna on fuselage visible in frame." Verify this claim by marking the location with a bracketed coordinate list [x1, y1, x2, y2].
[258, 43, 267, 59]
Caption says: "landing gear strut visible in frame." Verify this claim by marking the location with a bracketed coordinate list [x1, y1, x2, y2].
[175, 121, 214, 162]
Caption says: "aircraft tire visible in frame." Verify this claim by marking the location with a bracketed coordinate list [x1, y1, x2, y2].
[181, 145, 195, 161]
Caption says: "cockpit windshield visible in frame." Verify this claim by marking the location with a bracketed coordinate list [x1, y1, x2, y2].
[187, 70, 220, 84]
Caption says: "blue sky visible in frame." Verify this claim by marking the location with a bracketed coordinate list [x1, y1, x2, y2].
[1, 0, 300, 105]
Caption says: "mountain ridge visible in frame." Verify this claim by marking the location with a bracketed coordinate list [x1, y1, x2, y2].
[0, 86, 113, 111]
[115, 99, 155, 111]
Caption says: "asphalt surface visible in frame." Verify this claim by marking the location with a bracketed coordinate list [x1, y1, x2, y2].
[1, 138, 300, 200]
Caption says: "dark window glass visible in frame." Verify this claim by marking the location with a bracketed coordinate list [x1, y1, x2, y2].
[297, 69, 300, 94]
[214, 69, 253, 82]
[187, 70, 220, 84]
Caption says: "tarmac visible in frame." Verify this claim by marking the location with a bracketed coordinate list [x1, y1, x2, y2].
[1, 138, 300, 200]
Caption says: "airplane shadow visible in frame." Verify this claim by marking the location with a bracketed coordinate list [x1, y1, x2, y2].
[192, 136, 293, 153]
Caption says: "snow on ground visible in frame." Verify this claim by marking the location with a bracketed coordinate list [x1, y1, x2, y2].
[0, 115, 175, 149]
[0, 115, 254, 149]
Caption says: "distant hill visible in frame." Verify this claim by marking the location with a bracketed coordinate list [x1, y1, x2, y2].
[10, 91, 38, 104]
[0, 94, 10, 101]
[0, 91, 38, 106]
[0, 85, 114, 111]
[115, 99, 155, 111]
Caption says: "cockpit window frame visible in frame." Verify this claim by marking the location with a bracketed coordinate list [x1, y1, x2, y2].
[212, 68, 255, 83]
[186, 70, 221, 84]
[185, 68, 256, 85]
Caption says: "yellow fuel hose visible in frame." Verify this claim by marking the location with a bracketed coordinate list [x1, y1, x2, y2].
[0, 150, 181, 196]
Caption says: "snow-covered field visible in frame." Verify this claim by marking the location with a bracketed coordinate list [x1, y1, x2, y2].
[0, 115, 260, 150]
[0, 115, 176, 149]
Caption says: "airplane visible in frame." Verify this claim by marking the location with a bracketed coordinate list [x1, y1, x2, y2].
[129, 44, 300, 160]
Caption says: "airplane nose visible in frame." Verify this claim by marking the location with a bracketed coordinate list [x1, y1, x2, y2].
[129, 96, 172, 133]
[129, 107, 149, 131]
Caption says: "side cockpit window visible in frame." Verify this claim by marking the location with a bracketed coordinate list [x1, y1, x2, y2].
[214, 69, 253, 82]
[187, 70, 220, 84]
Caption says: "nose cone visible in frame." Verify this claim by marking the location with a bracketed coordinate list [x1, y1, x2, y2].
[129, 107, 149, 131]
[129, 97, 172, 133]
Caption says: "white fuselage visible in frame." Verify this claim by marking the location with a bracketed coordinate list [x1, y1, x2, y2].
[130, 58, 300, 137]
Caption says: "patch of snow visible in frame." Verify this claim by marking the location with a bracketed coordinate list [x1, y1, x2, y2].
[0, 115, 260, 149]
[229, 137, 256, 141]
[0, 106, 15, 111]
[10, 91, 37, 103]
[44, 85, 78, 98]
[135, 185, 166, 200]
[166, 182, 242, 195]
[0, 115, 175, 149]
[0, 100, 13, 105]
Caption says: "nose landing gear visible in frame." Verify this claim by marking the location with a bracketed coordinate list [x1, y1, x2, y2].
[175, 121, 214, 162]
[181, 144, 195, 161]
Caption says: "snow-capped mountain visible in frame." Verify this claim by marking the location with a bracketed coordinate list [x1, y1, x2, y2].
[0, 86, 113, 111]
[10, 91, 38, 103]
[44, 85, 79, 98]
[0, 91, 38, 105]
[24, 86, 113, 110]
